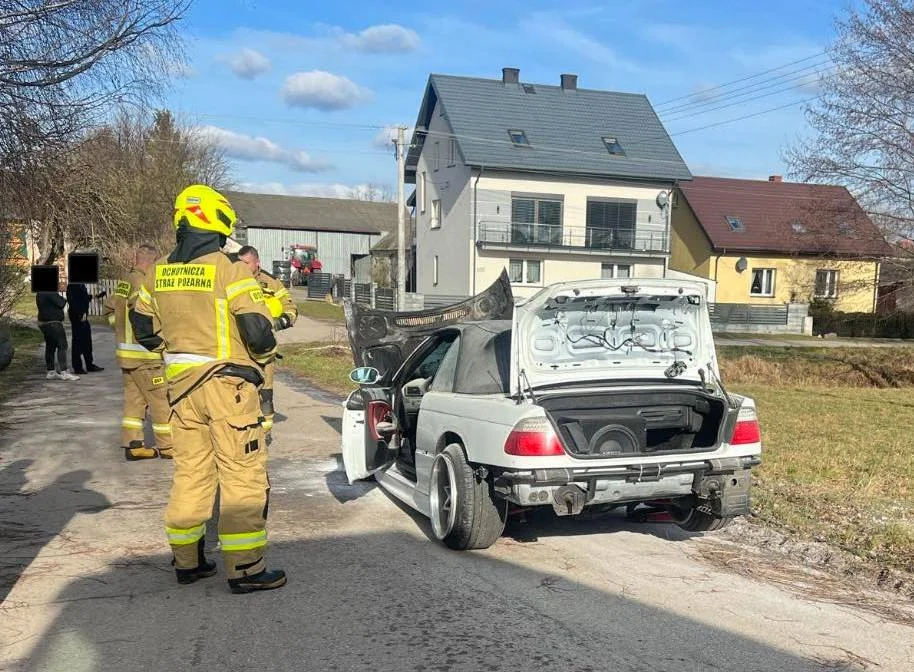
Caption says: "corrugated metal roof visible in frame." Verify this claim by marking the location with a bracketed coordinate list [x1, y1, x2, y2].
[226, 191, 397, 235]
[678, 176, 892, 257]
[406, 74, 692, 182]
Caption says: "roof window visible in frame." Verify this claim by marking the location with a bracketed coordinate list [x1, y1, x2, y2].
[508, 129, 530, 147]
[522, 83, 536, 94]
[791, 221, 807, 234]
[725, 215, 744, 232]
[602, 136, 625, 156]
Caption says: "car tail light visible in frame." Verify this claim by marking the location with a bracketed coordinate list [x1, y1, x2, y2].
[367, 400, 392, 440]
[504, 417, 566, 456]
[730, 406, 761, 445]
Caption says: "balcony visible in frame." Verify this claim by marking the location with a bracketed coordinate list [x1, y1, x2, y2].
[475, 221, 668, 255]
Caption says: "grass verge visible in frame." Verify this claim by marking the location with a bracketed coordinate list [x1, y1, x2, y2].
[281, 342, 914, 573]
[0, 324, 44, 405]
[278, 341, 356, 396]
[296, 300, 344, 323]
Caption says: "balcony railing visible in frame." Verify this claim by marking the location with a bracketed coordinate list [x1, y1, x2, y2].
[476, 221, 668, 254]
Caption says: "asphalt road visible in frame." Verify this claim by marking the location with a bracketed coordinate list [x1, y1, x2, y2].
[2, 329, 913, 672]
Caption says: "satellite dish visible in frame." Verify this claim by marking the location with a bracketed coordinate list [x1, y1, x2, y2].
[656, 191, 669, 208]
[735, 257, 748, 272]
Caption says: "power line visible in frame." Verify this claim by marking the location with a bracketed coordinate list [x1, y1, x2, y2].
[654, 50, 828, 107]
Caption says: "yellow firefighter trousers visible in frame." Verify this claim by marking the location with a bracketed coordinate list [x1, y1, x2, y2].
[165, 374, 270, 579]
[261, 361, 275, 431]
[121, 366, 173, 453]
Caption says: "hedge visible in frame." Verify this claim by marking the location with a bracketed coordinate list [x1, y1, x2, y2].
[812, 310, 914, 338]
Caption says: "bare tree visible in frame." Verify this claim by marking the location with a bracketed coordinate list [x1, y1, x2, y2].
[786, 0, 914, 243]
[348, 182, 395, 202]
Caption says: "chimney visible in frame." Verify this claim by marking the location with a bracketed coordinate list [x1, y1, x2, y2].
[561, 73, 578, 91]
[502, 67, 519, 85]
[768, 175, 783, 183]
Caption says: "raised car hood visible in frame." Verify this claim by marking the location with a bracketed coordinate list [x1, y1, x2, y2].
[344, 270, 514, 386]
[510, 279, 716, 396]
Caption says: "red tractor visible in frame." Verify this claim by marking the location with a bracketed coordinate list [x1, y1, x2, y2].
[288, 244, 323, 286]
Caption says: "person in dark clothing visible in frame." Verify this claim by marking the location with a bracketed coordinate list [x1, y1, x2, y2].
[66, 283, 105, 374]
[36, 284, 79, 381]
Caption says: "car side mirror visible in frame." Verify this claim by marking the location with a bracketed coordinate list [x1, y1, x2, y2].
[349, 366, 380, 385]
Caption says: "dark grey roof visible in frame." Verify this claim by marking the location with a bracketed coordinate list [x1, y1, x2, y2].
[226, 191, 397, 235]
[371, 219, 416, 252]
[406, 74, 692, 183]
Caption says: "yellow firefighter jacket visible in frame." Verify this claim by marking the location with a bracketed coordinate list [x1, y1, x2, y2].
[103, 268, 164, 370]
[256, 269, 298, 324]
[132, 251, 276, 402]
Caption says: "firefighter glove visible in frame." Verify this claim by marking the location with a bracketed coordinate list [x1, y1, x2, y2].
[274, 315, 292, 331]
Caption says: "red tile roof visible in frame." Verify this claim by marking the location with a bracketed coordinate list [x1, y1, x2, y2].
[678, 176, 891, 257]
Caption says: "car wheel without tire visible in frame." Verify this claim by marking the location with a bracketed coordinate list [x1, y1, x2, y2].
[429, 444, 506, 550]
[669, 505, 732, 533]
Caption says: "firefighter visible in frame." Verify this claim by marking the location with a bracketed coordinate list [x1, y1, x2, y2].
[236, 245, 297, 439]
[130, 184, 286, 594]
[102, 244, 173, 461]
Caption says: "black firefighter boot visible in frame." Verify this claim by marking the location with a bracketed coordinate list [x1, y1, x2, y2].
[228, 568, 287, 595]
[173, 538, 218, 585]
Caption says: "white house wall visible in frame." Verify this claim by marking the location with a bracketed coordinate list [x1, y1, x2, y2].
[246, 228, 380, 278]
[475, 251, 664, 299]
[414, 99, 473, 296]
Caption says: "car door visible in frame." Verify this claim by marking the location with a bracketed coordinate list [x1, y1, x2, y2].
[341, 385, 394, 483]
[343, 269, 513, 387]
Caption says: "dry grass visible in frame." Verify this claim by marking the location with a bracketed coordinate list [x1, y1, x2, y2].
[278, 341, 356, 395]
[719, 346, 914, 388]
[295, 300, 344, 324]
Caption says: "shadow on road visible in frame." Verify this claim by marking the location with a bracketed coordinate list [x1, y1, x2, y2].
[3, 531, 852, 672]
[504, 506, 695, 544]
[323, 453, 376, 504]
[0, 459, 111, 604]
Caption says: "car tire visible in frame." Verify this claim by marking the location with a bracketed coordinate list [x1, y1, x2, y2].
[430, 444, 506, 551]
[670, 506, 732, 533]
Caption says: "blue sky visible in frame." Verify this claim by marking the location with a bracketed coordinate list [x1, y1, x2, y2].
[162, 0, 859, 197]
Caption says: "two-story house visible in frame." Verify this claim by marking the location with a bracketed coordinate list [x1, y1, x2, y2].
[670, 175, 891, 313]
[405, 68, 693, 298]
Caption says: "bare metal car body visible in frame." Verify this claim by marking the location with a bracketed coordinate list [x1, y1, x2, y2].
[341, 271, 762, 550]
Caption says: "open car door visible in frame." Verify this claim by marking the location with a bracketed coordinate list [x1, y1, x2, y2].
[340, 271, 514, 482]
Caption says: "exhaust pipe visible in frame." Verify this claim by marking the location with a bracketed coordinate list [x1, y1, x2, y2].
[552, 485, 586, 516]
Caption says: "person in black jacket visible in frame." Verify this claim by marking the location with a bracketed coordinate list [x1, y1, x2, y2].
[66, 282, 105, 374]
[36, 283, 79, 381]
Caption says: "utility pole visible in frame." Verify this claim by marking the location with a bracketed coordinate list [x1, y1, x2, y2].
[395, 125, 407, 309]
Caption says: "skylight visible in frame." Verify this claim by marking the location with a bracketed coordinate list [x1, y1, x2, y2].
[508, 129, 530, 147]
[839, 223, 854, 237]
[791, 221, 807, 234]
[522, 83, 536, 94]
[726, 215, 744, 232]
[602, 136, 625, 156]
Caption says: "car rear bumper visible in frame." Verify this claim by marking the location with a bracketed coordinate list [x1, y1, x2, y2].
[493, 455, 761, 510]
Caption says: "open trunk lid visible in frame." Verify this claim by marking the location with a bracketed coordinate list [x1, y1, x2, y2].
[509, 279, 718, 397]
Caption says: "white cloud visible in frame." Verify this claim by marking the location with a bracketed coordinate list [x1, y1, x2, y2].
[336, 24, 421, 53]
[228, 48, 272, 80]
[372, 124, 413, 150]
[239, 182, 382, 199]
[281, 70, 372, 111]
[195, 126, 331, 173]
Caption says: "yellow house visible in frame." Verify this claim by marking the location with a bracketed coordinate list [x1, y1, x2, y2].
[670, 175, 891, 313]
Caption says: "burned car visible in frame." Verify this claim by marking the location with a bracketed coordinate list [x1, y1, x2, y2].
[341, 271, 762, 550]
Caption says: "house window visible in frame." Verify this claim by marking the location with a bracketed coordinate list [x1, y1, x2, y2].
[750, 268, 776, 297]
[602, 136, 625, 156]
[815, 269, 839, 298]
[448, 138, 457, 166]
[511, 197, 562, 245]
[508, 129, 530, 147]
[586, 199, 637, 250]
[434, 142, 440, 171]
[508, 259, 542, 284]
[726, 215, 745, 232]
[419, 172, 426, 213]
[431, 199, 441, 229]
[601, 263, 632, 279]
[433, 255, 439, 286]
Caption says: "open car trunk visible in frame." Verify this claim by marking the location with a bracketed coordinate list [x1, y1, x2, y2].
[539, 389, 738, 458]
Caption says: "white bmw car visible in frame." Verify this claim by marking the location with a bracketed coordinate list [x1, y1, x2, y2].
[341, 271, 762, 550]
